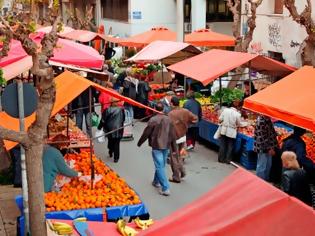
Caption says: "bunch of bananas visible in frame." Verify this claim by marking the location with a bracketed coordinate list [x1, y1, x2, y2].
[134, 218, 154, 230]
[117, 219, 138, 236]
[47, 220, 73, 235]
[73, 217, 87, 222]
[196, 97, 211, 106]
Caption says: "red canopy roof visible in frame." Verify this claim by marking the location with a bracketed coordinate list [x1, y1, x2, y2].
[141, 168, 315, 236]
[168, 49, 296, 86]
[244, 66, 315, 131]
[126, 41, 201, 65]
[119, 27, 176, 48]
[185, 29, 235, 47]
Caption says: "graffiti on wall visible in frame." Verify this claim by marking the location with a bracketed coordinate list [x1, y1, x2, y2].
[268, 23, 281, 48]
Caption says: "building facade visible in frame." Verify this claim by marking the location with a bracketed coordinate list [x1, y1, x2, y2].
[241, 0, 314, 67]
[99, 0, 233, 37]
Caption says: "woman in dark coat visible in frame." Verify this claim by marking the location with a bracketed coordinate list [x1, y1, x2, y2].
[100, 97, 125, 163]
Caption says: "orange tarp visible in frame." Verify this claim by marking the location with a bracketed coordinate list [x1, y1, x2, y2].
[243, 66, 315, 132]
[0, 71, 157, 150]
[119, 27, 176, 48]
[168, 49, 296, 86]
[185, 29, 235, 47]
[141, 168, 315, 236]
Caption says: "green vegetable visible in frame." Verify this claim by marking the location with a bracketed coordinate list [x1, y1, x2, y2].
[211, 88, 244, 105]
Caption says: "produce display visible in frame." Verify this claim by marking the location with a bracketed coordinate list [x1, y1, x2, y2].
[211, 88, 244, 105]
[45, 152, 141, 212]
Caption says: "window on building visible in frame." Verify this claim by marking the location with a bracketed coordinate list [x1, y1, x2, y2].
[101, 0, 128, 22]
[184, 0, 191, 23]
[206, 0, 233, 22]
[274, 0, 283, 14]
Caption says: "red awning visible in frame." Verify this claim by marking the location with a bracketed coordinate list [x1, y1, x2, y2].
[168, 49, 296, 86]
[185, 29, 235, 47]
[244, 66, 315, 131]
[141, 168, 315, 236]
[119, 27, 177, 48]
[126, 40, 201, 65]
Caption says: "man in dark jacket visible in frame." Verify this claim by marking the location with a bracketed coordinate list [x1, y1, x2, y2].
[168, 96, 198, 183]
[135, 80, 151, 118]
[100, 97, 125, 163]
[254, 115, 278, 181]
[282, 126, 315, 182]
[183, 91, 202, 150]
[138, 102, 177, 196]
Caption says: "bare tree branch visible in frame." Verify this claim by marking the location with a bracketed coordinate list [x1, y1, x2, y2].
[0, 126, 29, 146]
[284, 0, 315, 65]
[226, 0, 241, 39]
[0, 28, 13, 58]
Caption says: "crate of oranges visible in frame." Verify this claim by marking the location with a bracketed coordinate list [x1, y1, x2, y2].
[44, 151, 147, 220]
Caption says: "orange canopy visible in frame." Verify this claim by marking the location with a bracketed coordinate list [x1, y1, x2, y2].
[0, 71, 157, 150]
[119, 27, 177, 48]
[168, 49, 296, 86]
[141, 168, 315, 236]
[243, 66, 315, 132]
[185, 29, 235, 47]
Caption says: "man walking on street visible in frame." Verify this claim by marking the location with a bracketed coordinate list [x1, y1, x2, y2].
[137, 102, 177, 196]
[168, 96, 198, 183]
[254, 115, 278, 181]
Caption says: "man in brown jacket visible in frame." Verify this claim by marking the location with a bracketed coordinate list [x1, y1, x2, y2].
[168, 96, 198, 183]
[138, 102, 177, 196]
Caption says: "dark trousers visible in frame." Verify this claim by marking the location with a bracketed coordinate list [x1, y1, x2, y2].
[218, 135, 235, 163]
[170, 143, 186, 182]
[186, 127, 199, 147]
[108, 137, 121, 161]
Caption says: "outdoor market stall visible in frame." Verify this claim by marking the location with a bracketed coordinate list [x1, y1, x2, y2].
[184, 28, 236, 47]
[167, 49, 296, 168]
[0, 71, 158, 235]
[140, 168, 315, 236]
[243, 65, 315, 163]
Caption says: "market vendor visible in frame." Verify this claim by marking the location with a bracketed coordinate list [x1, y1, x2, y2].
[43, 145, 81, 192]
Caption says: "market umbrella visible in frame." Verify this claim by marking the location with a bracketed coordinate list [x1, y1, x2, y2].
[0, 40, 28, 67]
[1, 33, 104, 71]
[119, 27, 177, 48]
[185, 28, 235, 47]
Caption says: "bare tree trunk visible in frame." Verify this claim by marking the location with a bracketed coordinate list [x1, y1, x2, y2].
[227, 0, 262, 89]
[0, 139, 11, 172]
[284, 0, 315, 66]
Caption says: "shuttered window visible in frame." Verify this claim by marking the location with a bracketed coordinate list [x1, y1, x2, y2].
[101, 0, 129, 21]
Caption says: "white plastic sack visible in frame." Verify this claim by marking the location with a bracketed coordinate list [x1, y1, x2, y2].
[95, 129, 105, 143]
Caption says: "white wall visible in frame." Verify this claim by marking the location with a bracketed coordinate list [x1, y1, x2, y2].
[241, 0, 314, 67]
[100, 19, 132, 37]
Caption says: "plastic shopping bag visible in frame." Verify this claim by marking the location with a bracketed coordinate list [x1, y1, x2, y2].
[95, 129, 105, 143]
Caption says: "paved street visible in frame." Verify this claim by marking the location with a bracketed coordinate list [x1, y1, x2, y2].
[94, 121, 235, 219]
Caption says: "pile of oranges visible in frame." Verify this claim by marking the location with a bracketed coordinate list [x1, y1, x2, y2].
[45, 152, 141, 212]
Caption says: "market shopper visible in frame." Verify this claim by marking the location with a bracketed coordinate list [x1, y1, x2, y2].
[281, 151, 312, 205]
[254, 115, 278, 181]
[122, 68, 138, 119]
[168, 96, 198, 183]
[183, 91, 202, 150]
[282, 126, 315, 182]
[137, 102, 177, 196]
[43, 145, 81, 193]
[161, 91, 175, 114]
[217, 102, 241, 164]
[100, 97, 125, 163]
[135, 79, 151, 119]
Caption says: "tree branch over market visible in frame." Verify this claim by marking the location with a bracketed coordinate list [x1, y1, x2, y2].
[226, 0, 263, 88]
[284, 0, 315, 66]
[0, 8, 61, 235]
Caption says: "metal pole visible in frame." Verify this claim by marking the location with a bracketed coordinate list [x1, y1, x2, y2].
[248, 62, 252, 96]
[184, 76, 187, 98]
[219, 77, 222, 108]
[161, 60, 164, 90]
[88, 87, 95, 189]
[17, 80, 30, 235]
[66, 105, 69, 138]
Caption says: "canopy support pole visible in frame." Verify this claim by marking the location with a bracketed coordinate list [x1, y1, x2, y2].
[184, 76, 187, 98]
[17, 80, 30, 235]
[161, 60, 164, 90]
[219, 76, 222, 108]
[248, 61, 252, 96]
[89, 87, 95, 190]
